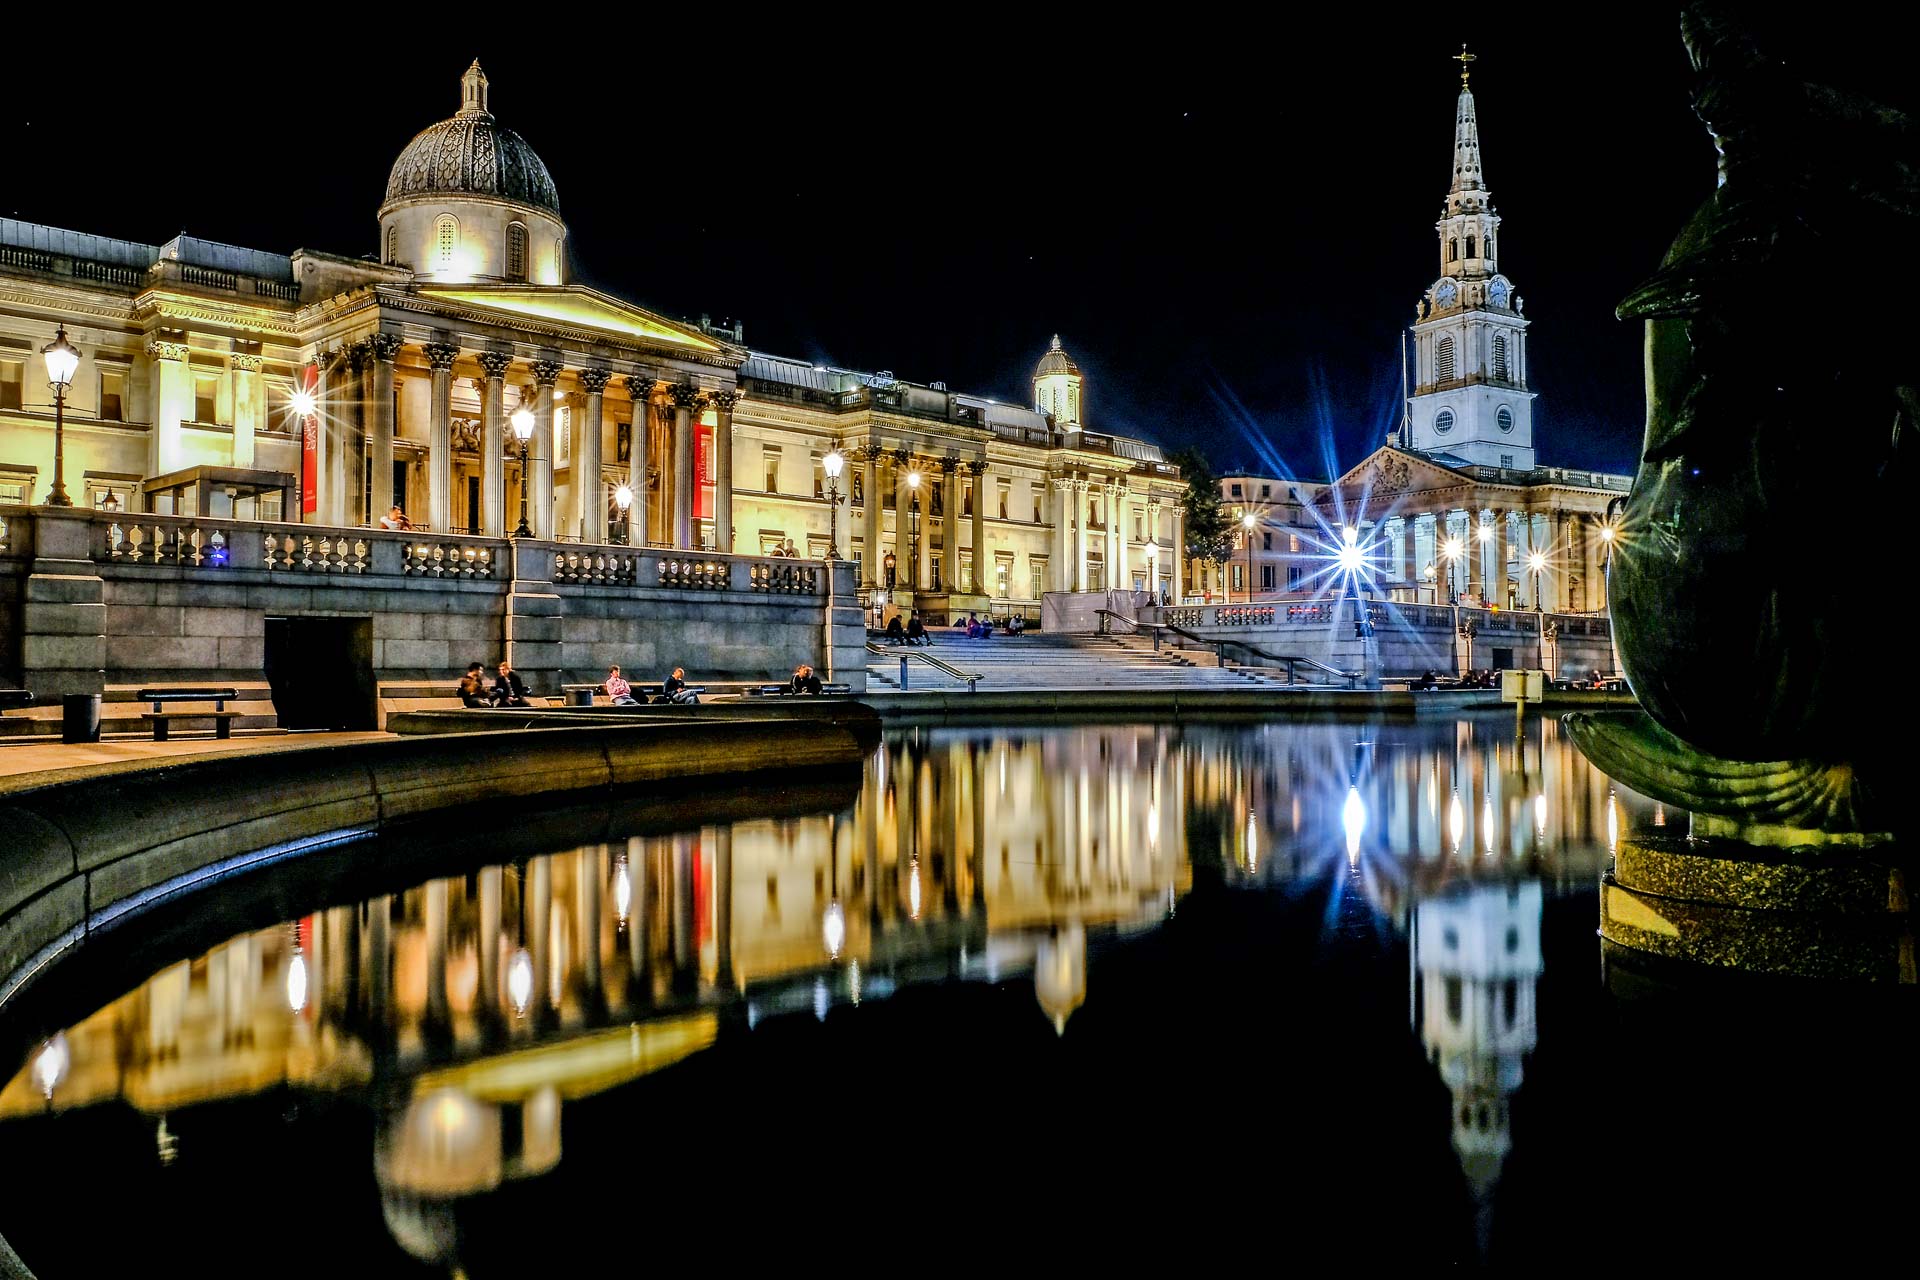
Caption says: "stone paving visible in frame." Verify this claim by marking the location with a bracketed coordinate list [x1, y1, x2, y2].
[0, 731, 389, 787]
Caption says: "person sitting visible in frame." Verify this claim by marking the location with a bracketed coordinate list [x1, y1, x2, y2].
[490, 660, 531, 707]
[790, 663, 823, 696]
[1007, 614, 1024, 635]
[458, 662, 489, 707]
[604, 664, 638, 705]
[906, 612, 929, 646]
[379, 504, 414, 531]
[656, 666, 698, 705]
[884, 614, 906, 645]
[1416, 669, 1439, 691]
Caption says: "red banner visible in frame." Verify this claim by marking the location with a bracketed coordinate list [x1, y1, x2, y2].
[695, 423, 714, 521]
[299, 364, 319, 516]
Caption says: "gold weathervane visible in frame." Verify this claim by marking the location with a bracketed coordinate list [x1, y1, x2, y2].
[1454, 44, 1476, 88]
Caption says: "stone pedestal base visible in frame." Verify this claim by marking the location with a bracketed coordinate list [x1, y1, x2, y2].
[1602, 836, 1914, 982]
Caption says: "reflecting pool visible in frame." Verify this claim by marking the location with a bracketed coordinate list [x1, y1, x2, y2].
[1, 718, 1912, 1275]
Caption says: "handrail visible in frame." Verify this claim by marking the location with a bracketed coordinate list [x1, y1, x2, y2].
[865, 642, 983, 692]
[1094, 609, 1362, 688]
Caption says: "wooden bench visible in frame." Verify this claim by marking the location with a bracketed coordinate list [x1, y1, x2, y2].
[745, 683, 854, 698]
[136, 687, 241, 741]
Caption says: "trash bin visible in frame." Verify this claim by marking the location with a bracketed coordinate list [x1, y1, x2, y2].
[62, 693, 102, 744]
[564, 687, 594, 707]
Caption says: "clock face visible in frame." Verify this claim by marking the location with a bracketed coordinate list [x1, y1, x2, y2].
[1435, 279, 1459, 306]
[1489, 278, 1510, 307]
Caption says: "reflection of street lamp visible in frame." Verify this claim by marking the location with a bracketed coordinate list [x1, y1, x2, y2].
[42, 326, 81, 507]
[1241, 511, 1256, 603]
[510, 404, 536, 538]
[822, 448, 845, 560]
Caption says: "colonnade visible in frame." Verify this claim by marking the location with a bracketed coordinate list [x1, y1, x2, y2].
[1378, 506, 1610, 610]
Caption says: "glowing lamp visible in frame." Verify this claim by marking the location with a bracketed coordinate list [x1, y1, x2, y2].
[907, 470, 921, 490]
[1144, 541, 1158, 561]
[822, 449, 845, 480]
[613, 858, 632, 922]
[1337, 524, 1365, 574]
[510, 405, 535, 442]
[822, 901, 846, 959]
[614, 483, 633, 513]
[1242, 512, 1256, 531]
[1476, 524, 1492, 541]
[1600, 524, 1615, 542]
[1442, 538, 1462, 559]
[286, 951, 308, 1014]
[41, 327, 80, 390]
[288, 388, 317, 418]
[33, 1033, 68, 1098]
[508, 947, 533, 1016]
[1343, 785, 1366, 860]
[1527, 551, 1547, 571]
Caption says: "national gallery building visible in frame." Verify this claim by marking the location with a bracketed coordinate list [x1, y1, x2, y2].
[0, 62, 1185, 625]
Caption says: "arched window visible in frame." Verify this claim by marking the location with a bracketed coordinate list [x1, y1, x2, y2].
[1434, 408, 1456, 434]
[385, 226, 398, 265]
[1466, 235, 1477, 258]
[554, 234, 565, 282]
[1496, 406, 1515, 433]
[435, 215, 458, 270]
[1067, 386, 1078, 422]
[506, 223, 528, 282]
[1436, 336, 1456, 383]
[1492, 334, 1509, 380]
[1485, 234, 1494, 260]
[1448, 237, 1458, 262]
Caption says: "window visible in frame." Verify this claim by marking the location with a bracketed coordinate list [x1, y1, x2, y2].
[1230, 483, 1242, 498]
[1496, 405, 1514, 433]
[0, 360, 21, 410]
[386, 226, 399, 265]
[1500, 454, 1515, 469]
[1261, 565, 1275, 590]
[1505, 926, 1519, 954]
[99, 371, 125, 422]
[1466, 235, 1477, 257]
[851, 471, 863, 506]
[1287, 564, 1303, 591]
[506, 223, 528, 282]
[1448, 237, 1458, 262]
[1485, 234, 1494, 259]
[0, 471, 31, 505]
[1260, 484, 1271, 498]
[1133, 508, 1142, 540]
[1503, 979, 1518, 1027]
[963, 480, 973, 517]
[1445, 976, 1463, 1025]
[1434, 408, 1456, 434]
[435, 215, 458, 270]
[763, 445, 780, 493]
[1289, 534, 1300, 553]
[1029, 557, 1044, 600]
[1032, 491, 1042, 523]
[813, 454, 824, 498]
[1493, 336, 1509, 381]
[1436, 337, 1456, 383]
[554, 234, 565, 281]
[194, 373, 219, 424]
[1230, 564, 1244, 590]
[998, 480, 1009, 520]
[1262, 532, 1272, 551]
[931, 484, 943, 517]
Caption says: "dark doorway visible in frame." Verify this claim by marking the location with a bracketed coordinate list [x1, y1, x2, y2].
[1492, 646, 1515, 670]
[264, 616, 375, 730]
[466, 475, 481, 534]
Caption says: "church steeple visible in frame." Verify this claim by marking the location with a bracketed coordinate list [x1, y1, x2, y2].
[1448, 50, 1486, 211]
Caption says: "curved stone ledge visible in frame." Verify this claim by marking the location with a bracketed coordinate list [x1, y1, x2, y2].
[0, 714, 876, 1011]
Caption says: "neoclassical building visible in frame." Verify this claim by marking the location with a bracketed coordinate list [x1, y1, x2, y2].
[1315, 60, 1629, 612]
[0, 62, 1184, 625]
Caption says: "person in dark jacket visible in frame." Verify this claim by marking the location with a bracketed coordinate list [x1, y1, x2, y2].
[458, 662, 489, 707]
[490, 661, 531, 707]
[656, 666, 697, 704]
[884, 615, 906, 645]
[790, 663, 823, 695]
[906, 612, 929, 646]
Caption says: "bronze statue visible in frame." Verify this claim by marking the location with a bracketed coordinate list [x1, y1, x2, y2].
[1565, 5, 1917, 836]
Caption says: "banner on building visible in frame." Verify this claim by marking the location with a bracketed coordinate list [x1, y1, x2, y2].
[695, 422, 714, 521]
[299, 364, 319, 516]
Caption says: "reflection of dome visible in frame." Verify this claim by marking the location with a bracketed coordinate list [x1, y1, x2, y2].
[1034, 923, 1087, 1036]
[1033, 334, 1080, 379]
[382, 62, 560, 217]
[381, 1192, 457, 1264]
[376, 1088, 502, 1197]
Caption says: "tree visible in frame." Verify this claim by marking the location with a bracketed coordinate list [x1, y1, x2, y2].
[1168, 447, 1230, 586]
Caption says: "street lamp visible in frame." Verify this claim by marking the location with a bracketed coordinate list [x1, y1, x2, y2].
[510, 403, 535, 538]
[1598, 521, 1616, 610]
[1144, 539, 1159, 601]
[1527, 550, 1547, 611]
[822, 448, 846, 561]
[1441, 536, 1463, 604]
[1241, 510, 1256, 603]
[614, 483, 632, 544]
[41, 326, 81, 506]
[906, 470, 922, 592]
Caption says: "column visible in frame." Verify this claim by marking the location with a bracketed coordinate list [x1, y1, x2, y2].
[145, 338, 190, 486]
[1584, 514, 1604, 611]
[1050, 477, 1072, 590]
[1558, 512, 1576, 611]
[477, 865, 502, 1015]
[345, 344, 371, 526]
[625, 375, 653, 547]
[669, 383, 700, 549]
[891, 450, 913, 588]
[1495, 508, 1512, 607]
[711, 390, 739, 552]
[424, 340, 459, 533]
[477, 351, 511, 537]
[968, 459, 988, 594]
[862, 445, 882, 585]
[1397, 517, 1417, 586]
[531, 359, 563, 541]
[578, 367, 611, 544]
[322, 352, 351, 525]
[1115, 480, 1130, 588]
[914, 465, 933, 591]
[939, 457, 959, 592]
[1171, 505, 1186, 601]
[1073, 479, 1089, 591]
[1467, 509, 1485, 600]
[367, 334, 400, 519]
[713, 827, 734, 990]
[231, 352, 262, 469]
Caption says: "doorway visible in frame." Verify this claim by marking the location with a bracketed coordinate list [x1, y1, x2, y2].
[1492, 646, 1515, 670]
[265, 616, 376, 730]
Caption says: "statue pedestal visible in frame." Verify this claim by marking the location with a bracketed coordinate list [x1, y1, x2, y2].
[1601, 836, 1913, 982]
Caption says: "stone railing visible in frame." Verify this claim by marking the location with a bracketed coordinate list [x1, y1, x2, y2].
[751, 561, 821, 593]
[103, 518, 234, 567]
[1150, 598, 1609, 641]
[400, 539, 497, 579]
[551, 549, 638, 585]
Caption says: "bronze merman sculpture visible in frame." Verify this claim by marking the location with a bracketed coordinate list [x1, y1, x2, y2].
[1564, 5, 1917, 839]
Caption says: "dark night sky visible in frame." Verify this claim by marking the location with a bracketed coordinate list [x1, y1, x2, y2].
[3, 8, 1709, 480]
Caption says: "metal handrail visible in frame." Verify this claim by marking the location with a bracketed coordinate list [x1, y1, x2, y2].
[1094, 609, 1362, 688]
[865, 642, 983, 692]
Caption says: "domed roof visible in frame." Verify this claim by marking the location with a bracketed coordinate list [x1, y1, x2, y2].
[1034, 334, 1080, 379]
[383, 62, 560, 218]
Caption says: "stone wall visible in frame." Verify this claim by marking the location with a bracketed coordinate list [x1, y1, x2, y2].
[0, 507, 866, 701]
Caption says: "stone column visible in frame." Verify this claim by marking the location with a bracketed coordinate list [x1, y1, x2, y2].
[367, 334, 401, 519]
[968, 459, 988, 594]
[669, 383, 700, 549]
[1397, 517, 1417, 586]
[477, 351, 512, 537]
[231, 351, 262, 469]
[624, 375, 653, 547]
[711, 390, 739, 552]
[939, 457, 959, 592]
[145, 336, 190, 482]
[1495, 508, 1512, 607]
[1051, 477, 1073, 590]
[891, 450, 913, 588]
[1115, 480, 1130, 588]
[1559, 512, 1577, 611]
[861, 445, 882, 585]
[424, 341, 459, 533]
[578, 367, 611, 544]
[531, 359, 564, 541]
[1467, 509, 1485, 600]
[345, 343, 373, 526]
[1172, 505, 1186, 601]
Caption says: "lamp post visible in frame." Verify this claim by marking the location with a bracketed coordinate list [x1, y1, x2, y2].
[906, 470, 921, 593]
[614, 483, 633, 544]
[1144, 539, 1159, 603]
[1440, 536, 1462, 605]
[1423, 561, 1437, 604]
[41, 326, 81, 507]
[510, 404, 535, 538]
[1527, 550, 1547, 613]
[822, 448, 845, 561]
[1241, 511, 1256, 603]
[1598, 521, 1615, 610]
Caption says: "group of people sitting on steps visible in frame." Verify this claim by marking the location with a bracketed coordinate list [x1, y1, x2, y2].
[457, 662, 698, 708]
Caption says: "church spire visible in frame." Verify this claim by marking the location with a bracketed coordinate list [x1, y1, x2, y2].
[1448, 47, 1486, 211]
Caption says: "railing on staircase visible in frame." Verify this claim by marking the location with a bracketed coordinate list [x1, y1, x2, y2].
[865, 643, 984, 693]
[1094, 609, 1362, 688]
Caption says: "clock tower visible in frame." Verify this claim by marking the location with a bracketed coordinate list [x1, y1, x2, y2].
[1404, 49, 1536, 470]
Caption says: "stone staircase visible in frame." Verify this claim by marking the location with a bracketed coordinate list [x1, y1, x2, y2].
[864, 632, 1289, 692]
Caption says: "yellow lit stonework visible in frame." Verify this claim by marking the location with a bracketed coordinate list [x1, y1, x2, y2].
[422, 287, 721, 350]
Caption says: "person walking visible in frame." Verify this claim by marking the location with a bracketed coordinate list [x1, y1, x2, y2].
[490, 660, 531, 707]
[604, 664, 638, 705]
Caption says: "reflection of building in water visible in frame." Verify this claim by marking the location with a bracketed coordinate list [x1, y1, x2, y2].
[1, 725, 1190, 1259]
[1414, 881, 1542, 1217]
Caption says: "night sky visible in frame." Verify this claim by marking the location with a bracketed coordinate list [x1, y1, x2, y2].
[4, 9, 1711, 480]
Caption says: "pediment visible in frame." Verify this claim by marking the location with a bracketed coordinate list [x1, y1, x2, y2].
[415, 284, 725, 354]
[1328, 446, 1469, 498]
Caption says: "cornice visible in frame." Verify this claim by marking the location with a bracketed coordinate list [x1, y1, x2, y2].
[372, 286, 744, 370]
[0, 284, 140, 326]
[132, 288, 304, 336]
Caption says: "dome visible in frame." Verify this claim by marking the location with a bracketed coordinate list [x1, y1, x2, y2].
[1034, 334, 1080, 379]
[382, 62, 560, 217]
